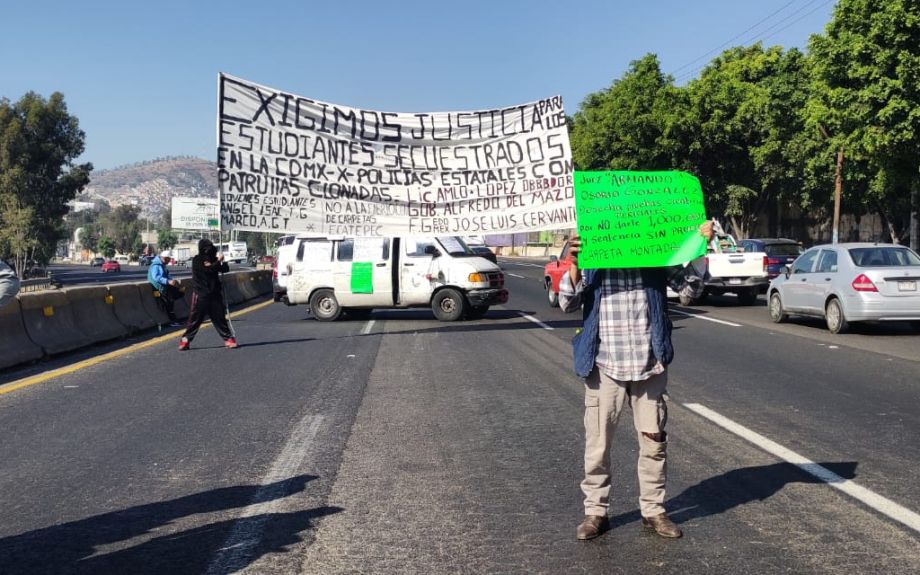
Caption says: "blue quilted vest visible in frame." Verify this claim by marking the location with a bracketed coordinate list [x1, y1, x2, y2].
[572, 268, 673, 378]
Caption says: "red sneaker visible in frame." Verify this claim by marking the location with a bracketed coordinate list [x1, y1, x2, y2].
[178, 338, 190, 351]
[225, 337, 238, 349]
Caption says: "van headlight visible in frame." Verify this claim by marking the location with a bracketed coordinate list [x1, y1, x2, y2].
[468, 272, 488, 283]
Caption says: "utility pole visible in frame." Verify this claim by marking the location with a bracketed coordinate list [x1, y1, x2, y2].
[832, 148, 843, 244]
[911, 187, 918, 251]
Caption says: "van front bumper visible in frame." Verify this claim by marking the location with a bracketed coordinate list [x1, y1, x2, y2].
[467, 288, 509, 307]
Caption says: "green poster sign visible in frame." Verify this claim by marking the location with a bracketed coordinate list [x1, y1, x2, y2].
[350, 262, 374, 293]
[574, 170, 707, 269]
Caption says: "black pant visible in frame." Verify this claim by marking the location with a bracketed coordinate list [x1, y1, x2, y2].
[156, 284, 182, 321]
[181, 292, 233, 342]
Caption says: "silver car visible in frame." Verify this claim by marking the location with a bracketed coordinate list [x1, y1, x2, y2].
[767, 242, 920, 333]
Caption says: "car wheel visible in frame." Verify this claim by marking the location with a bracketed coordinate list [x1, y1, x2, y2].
[769, 293, 787, 323]
[825, 298, 848, 334]
[310, 289, 341, 321]
[678, 294, 694, 306]
[432, 288, 467, 321]
[546, 279, 559, 308]
[738, 288, 757, 306]
[466, 305, 489, 319]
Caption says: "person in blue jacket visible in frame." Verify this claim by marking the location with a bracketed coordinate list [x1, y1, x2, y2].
[148, 250, 183, 327]
[561, 221, 713, 541]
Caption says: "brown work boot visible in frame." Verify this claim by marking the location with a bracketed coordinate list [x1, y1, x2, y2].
[641, 512, 682, 538]
[576, 515, 609, 540]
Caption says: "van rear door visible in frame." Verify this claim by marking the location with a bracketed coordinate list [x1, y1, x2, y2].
[333, 238, 394, 307]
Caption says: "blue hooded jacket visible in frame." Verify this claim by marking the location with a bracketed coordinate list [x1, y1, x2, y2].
[147, 256, 171, 291]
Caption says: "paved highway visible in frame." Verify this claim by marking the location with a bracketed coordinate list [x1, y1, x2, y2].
[1, 257, 918, 574]
[47, 264, 254, 287]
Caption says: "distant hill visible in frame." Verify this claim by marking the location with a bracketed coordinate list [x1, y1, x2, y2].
[79, 156, 217, 218]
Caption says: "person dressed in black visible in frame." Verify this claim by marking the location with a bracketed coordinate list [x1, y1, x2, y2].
[178, 239, 238, 350]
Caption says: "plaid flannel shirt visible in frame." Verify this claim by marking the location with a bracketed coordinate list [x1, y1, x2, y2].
[559, 265, 704, 381]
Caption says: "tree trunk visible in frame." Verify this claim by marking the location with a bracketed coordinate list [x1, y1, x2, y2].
[911, 186, 919, 251]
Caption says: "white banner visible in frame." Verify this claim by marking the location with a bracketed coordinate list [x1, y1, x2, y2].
[171, 197, 219, 230]
[217, 74, 575, 236]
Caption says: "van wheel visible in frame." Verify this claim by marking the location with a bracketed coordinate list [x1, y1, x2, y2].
[432, 288, 467, 321]
[769, 293, 787, 323]
[825, 298, 848, 334]
[466, 305, 489, 320]
[310, 289, 341, 321]
[545, 279, 559, 307]
[737, 288, 757, 306]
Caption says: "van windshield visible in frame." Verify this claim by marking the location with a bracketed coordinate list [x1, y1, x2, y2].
[437, 236, 475, 256]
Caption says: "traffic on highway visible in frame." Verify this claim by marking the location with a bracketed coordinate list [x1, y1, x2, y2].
[1, 252, 918, 574]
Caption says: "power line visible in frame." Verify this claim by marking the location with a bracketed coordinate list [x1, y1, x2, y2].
[672, 0, 833, 84]
[669, 0, 799, 75]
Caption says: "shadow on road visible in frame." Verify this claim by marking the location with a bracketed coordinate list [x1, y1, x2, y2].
[609, 461, 858, 529]
[0, 475, 342, 575]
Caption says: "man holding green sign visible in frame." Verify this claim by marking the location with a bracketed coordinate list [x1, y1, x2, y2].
[565, 171, 714, 541]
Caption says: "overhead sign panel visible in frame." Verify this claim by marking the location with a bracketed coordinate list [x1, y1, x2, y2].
[171, 197, 220, 230]
[216, 73, 575, 235]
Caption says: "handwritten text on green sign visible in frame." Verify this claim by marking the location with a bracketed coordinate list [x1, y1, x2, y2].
[574, 170, 707, 269]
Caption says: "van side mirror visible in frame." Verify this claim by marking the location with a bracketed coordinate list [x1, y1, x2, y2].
[424, 245, 441, 257]
[783, 265, 791, 279]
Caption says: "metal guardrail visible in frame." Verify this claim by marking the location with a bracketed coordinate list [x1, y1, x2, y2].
[19, 277, 57, 292]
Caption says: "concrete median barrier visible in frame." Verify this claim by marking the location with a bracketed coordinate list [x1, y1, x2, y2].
[238, 272, 260, 300]
[65, 285, 128, 345]
[19, 291, 90, 355]
[221, 272, 245, 306]
[109, 283, 157, 333]
[139, 284, 171, 327]
[0, 298, 44, 370]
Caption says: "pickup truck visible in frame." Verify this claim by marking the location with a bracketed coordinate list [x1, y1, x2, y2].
[683, 231, 768, 305]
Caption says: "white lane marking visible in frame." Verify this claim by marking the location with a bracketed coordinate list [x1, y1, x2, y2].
[507, 273, 526, 279]
[501, 261, 542, 268]
[519, 312, 554, 331]
[361, 319, 376, 335]
[684, 403, 920, 534]
[205, 414, 325, 574]
[670, 308, 742, 327]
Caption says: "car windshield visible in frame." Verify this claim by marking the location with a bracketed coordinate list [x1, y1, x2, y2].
[849, 247, 920, 267]
[436, 236, 474, 257]
[765, 244, 802, 257]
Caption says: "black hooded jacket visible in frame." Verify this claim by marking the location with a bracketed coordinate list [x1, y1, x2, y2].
[191, 239, 229, 296]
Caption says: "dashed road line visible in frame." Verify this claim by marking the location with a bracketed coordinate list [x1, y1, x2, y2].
[361, 319, 376, 335]
[519, 312, 554, 331]
[670, 308, 743, 327]
[684, 402, 920, 534]
[507, 273, 526, 279]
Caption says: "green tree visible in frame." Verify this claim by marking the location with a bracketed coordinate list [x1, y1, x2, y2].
[157, 228, 178, 250]
[79, 224, 100, 256]
[100, 204, 141, 256]
[98, 236, 116, 258]
[0, 92, 92, 263]
[569, 54, 695, 172]
[0, 195, 38, 278]
[806, 0, 920, 245]
[687, 44, 809, 238]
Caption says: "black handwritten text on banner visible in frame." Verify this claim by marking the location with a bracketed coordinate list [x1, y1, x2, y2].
[217, 74, 575, 235]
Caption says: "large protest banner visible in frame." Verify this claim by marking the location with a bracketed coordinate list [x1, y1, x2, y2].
[171, 197, 220, 230]
[217, 74, 575, 236]
[574, 170, 708, 269]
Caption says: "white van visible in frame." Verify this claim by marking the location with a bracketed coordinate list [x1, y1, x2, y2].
[280, 236, 507, 321]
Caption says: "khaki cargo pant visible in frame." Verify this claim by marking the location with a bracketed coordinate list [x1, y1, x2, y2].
[582, 368, 669, 518]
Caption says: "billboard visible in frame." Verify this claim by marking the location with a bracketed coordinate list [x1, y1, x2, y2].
[171, 197, 220, 230]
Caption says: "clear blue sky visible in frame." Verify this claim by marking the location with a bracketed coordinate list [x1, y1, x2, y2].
[0, 0, 836, 171]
